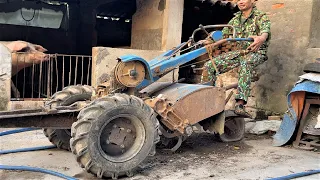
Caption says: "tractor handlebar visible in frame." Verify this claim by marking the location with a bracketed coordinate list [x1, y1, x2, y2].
[226, 38, 254, 42]
[191, 25, 254, 45]
[191, 24, 236, 40]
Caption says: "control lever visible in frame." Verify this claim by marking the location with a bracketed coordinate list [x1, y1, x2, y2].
[199, 24, 212, 39]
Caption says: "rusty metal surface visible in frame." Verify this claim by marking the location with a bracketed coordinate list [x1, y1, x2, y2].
[140, 82, 173, 94]
[9, 100, 45, 110]
[293, 135, 320, 150]
[174, 87, 225, 124]
[293, 96, 320, 150]
[153, 83, 225, 125]
[225, 90, 234, 105]
[114, 61, 145, 87]
[139, 78, 185, 96]
[96, 81, 111, 97]
[0, 108, 43, 116]
[0, 109, 78, 128]
[0, 100, 89, 128]
[145, 95, 189, 134]
[225, 83, 238, 90]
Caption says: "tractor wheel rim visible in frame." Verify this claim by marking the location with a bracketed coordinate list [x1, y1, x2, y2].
[64, 129, 71, 136]
[224, 118, 240, 137]
[98, 114, 146, 163]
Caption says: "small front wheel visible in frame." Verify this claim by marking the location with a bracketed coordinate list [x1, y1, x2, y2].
[218, 117, 245, 142]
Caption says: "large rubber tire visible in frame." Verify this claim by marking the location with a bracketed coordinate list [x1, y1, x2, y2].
[43, 85, 94, 151]
[43, 128, 72, 151]
[70, 93, 160, 179]
[218, 117, 245, 142]
[304, 62, 320, 73]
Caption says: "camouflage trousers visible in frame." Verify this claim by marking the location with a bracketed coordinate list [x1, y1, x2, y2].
[201, 50, 267, 103]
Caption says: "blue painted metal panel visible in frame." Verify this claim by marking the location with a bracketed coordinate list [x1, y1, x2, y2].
[136, 79, 153, 90]
[153, 83, 212, 103]
[273, 80, 320, 146]
[150, 47, 207, 76]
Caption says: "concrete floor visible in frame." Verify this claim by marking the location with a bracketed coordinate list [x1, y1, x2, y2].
[0, 129, 319, 180]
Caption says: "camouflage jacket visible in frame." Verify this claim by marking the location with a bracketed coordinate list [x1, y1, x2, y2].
[223, 7, 271, 55]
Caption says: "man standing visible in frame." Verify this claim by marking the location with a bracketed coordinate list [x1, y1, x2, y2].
[202, 0, 271, 116]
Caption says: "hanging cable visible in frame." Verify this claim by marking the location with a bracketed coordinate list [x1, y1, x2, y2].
[0, 128, 77, 180]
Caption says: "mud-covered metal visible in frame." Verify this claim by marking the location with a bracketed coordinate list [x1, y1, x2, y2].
[0, 101, 87, 128]
[0, 108, 78, 128]
[114, 61, 146, 87]
[145, 95, 190, 134]
[292, 97, 320, 150]
[153, 83, 225, 124]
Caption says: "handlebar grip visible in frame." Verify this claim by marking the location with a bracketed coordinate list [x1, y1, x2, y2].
[226, 38, 254, 42]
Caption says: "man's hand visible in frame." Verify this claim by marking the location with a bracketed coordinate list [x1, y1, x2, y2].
[247, 33, 268, 52]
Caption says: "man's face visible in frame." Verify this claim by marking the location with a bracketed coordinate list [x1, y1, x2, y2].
[236, 0, 255, 11]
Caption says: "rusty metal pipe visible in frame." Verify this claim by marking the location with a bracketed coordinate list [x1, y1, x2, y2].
[191, 24, 236, 39]
[225, 83, 238, 90]
[225, 90, 234, 105]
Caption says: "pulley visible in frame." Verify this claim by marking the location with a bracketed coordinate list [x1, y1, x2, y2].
[114, 61, 146, 87]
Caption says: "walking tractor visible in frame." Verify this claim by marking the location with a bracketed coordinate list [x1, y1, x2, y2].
[0, 25, 253, 179]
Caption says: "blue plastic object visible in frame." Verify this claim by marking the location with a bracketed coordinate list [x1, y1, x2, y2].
[0, 165, 78, 180]
[0, 128, 38, 136]
[266, 169, 320, 180]
[273, 80, 320, 146]
[0, 128, 75, 180]
[0, 145, 56, 155]
[211, 31, 223, 41]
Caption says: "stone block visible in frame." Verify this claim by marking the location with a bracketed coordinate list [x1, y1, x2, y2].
[0, 43, 12, 111]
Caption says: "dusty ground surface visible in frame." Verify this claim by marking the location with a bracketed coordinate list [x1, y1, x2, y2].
[0, 129, 319, 180]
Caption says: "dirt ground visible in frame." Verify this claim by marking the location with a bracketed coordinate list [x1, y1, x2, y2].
[0, 129, 319, 180]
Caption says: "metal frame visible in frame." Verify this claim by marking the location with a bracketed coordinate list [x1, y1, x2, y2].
[1, 25, 250, 136]
[0, 102, 87, 128]
[293, 95, 320, 150]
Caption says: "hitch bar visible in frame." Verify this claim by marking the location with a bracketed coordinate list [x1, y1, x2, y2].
[0, 107, 80, 129]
